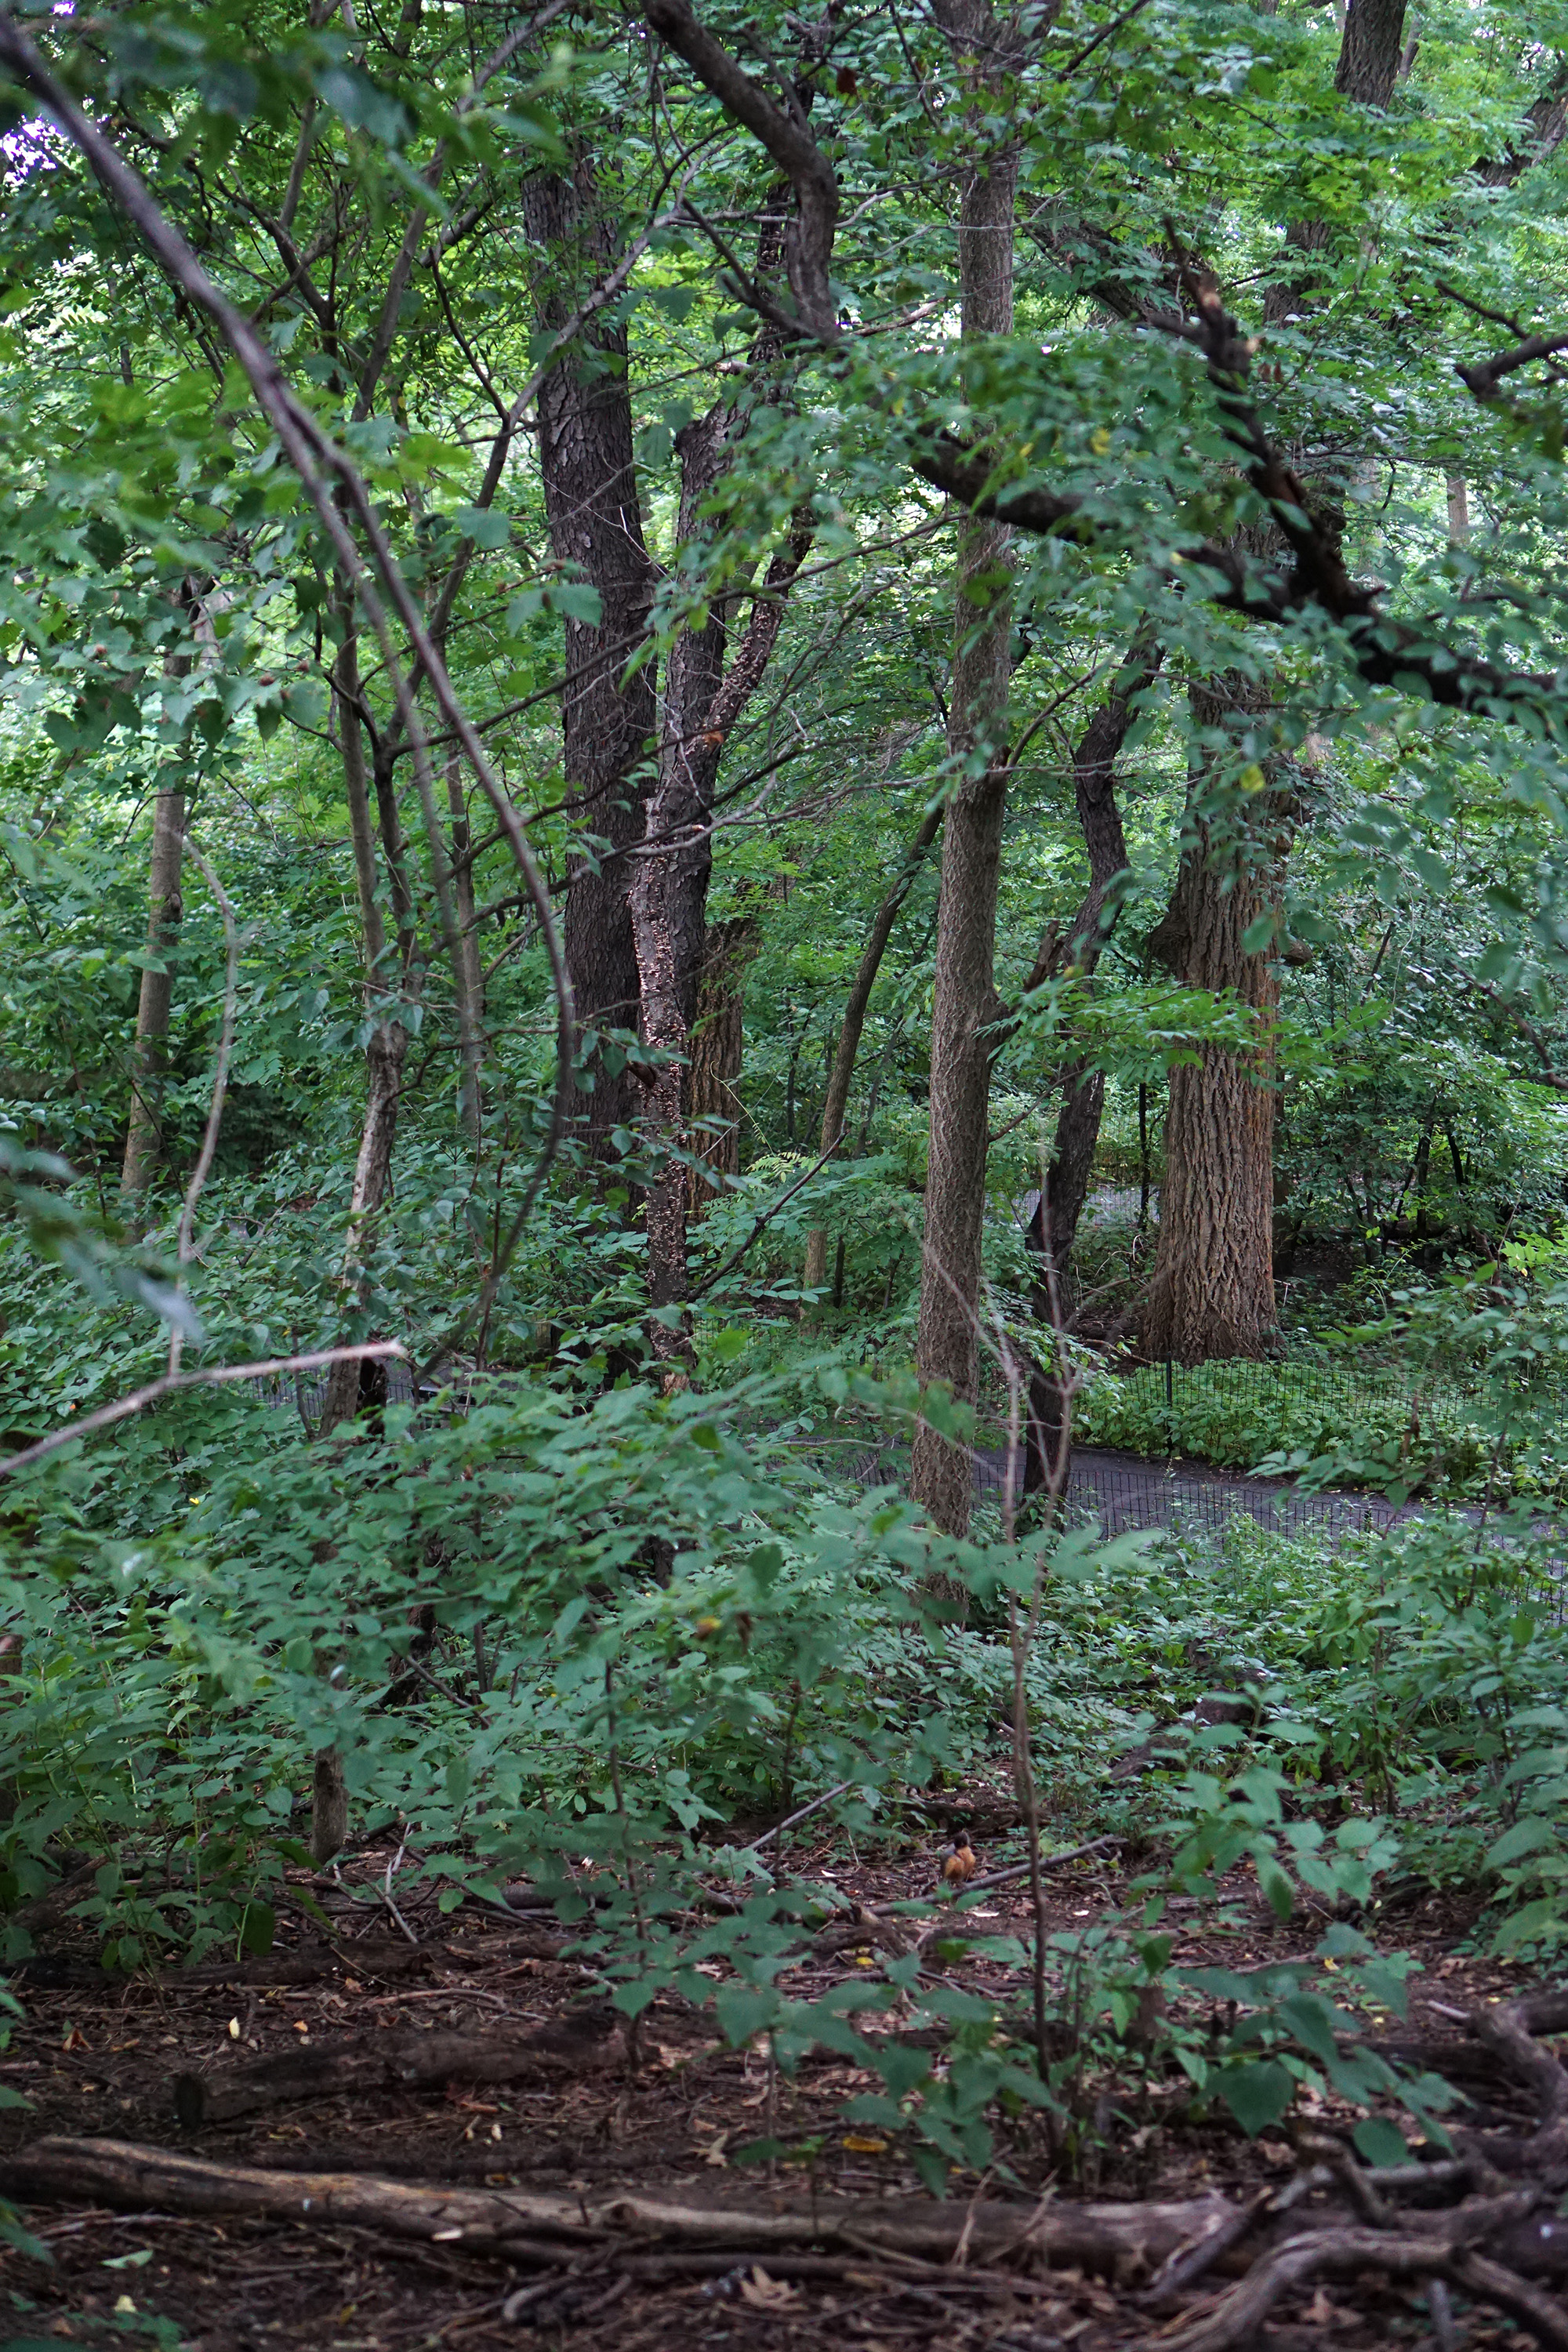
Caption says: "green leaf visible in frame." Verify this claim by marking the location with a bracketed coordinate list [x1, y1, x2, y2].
[238, 1900, 275, 1957]
[1352, 2117, 1410, 2169]
[1218, 2060, 1294, 2137]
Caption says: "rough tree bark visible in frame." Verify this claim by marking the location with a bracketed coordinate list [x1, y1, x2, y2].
[803, 803, 943, 1299]
[1140, 680, 1287, 1364]
[1334, 0, 1408, 107]
[1142, 0, 1406, 1367]
[686, 909, 763, 1220]
[524, 164, 659, 1147]
[911, 2, 1022, 1534]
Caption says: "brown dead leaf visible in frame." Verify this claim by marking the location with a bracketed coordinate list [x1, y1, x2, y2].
[739, 2267, 798, 2310]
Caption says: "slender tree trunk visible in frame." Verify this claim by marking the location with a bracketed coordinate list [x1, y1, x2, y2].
[319, 621, 408, 1436]
[804, 803, 943, 1297]
[630, 464, 810, 1362]
[1018, 646, 1160, 1492]
[524, 167, 657, 1148]
[445, 756, 486, 1145]
[911, 133, 1018, 1537]
[1141, 681, 1287, 1364]
[121, 785, 187, 1210]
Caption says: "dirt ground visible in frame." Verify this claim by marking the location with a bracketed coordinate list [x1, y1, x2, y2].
[0, 1785, 1548, 2352]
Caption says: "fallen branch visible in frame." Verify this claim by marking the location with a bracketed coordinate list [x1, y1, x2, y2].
[8, 2139, 1232, 2280]
[171, 2009, 621, 2128]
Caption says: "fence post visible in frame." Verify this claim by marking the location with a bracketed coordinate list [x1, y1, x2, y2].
[1165, 1356, 1174, 1413]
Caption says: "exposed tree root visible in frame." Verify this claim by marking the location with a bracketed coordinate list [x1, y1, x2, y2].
[1134, 1985, 1568, 2351]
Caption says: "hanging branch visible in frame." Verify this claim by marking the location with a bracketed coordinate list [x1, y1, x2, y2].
[0, 1345, 407, 1481]
[0, 13, 575, 1381]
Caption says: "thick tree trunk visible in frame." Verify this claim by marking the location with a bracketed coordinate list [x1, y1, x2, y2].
[1334, 0, 1408, 106]
[1141, 681, 1286, 1365]
[687, 911, 762, 1220]
[524, 167, 658, 1148]
[911, 136, 1018, 1538]
[120, 786, 186, 1210]
[803, 803, 942, 1297]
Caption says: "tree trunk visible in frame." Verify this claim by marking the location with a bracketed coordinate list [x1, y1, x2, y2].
[445, 754, 486, 1145]
[1025, 646, 1162, 1301]
[630, 456, 810, 1362]
[1141, 681, 1286, 1365]
[524, 165, 658, 1148]
[910, 131, 1018, 1538]
[1334, 0, 1408, 106]
[120, 785, 186, 1210]
[804, 802, 943, 1297]
[687, 911, 762, 1220]
[319, 622, 408, 1436]
[1019, 645, 1161, 1493]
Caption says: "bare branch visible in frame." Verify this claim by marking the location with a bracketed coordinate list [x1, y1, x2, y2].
[0, 1345, 406, 1480]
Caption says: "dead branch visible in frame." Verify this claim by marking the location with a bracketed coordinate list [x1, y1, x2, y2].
[0, 1343, 405, 1479]
[6, 2138, 1232, 2279]
[171, 2010, 622, 2128]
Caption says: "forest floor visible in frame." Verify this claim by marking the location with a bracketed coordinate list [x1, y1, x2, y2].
[0, 1788, 1547, 2352]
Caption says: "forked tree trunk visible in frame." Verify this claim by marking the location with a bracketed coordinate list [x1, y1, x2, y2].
[524, 165, 658, 1148]
[630, 468, 809, 1362]
[1141, 681, 1287, 1365]
[910, 122, 1018, 1538]
[628, 190, 804, 1361]
[121, 784, 187, 1211]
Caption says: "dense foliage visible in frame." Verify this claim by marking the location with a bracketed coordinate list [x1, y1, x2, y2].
[4, 0, 1568, 2216]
